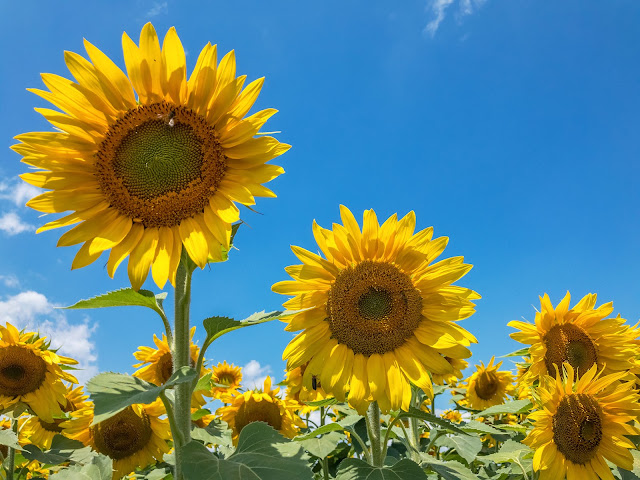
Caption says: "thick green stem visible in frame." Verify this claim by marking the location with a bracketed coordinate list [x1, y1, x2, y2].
[7, 419, 17, 480]
[172, 251, 195, 480]
[365, 402, 384, 467]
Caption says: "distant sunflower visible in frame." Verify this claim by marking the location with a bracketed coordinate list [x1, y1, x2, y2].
[21, 384, 90, 449]
[63, 399, 170, 479]
[432, 357, 468, 386]
[285, 363, 328, 413]
[524, 363, 640, 479]
[210, 361, 242, 398]
[14, 23, 289, 290]
[217, 376, 304, 445]
[0, 323, 78, 422]
[464, 357, 515, 410]
[509, 292, 639, 383]
[441, 409, 463, 423]
[273, 206, 479, 413]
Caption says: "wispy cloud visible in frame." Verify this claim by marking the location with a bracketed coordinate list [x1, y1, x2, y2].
[424, 0, 487, 37]
[0, 212, 33, 235]
[146, 1, 168, 17]
[242, 360, 272, 389]
[0, 181, 40, 207]
[0, 274, 20, 288]
[0, 290, 99, 383]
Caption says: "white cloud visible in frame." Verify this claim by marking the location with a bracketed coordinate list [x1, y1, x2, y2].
[0, 274, 19, 288]
[0, 291, 99, 384]
[0, 212, 33, 235]
[146, 1, 168, 17]
[242, 360, 272, 390]
[424, 0, 487, 37]
[0, 181, 39, 207]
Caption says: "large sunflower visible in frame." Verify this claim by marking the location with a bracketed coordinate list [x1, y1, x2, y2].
[509, 292, 639, 384]
[20, 384, 90, 449]
[524, 363, 640, 479]
[14, 23, 289, 290]
[0, 323, 78, 422]
[272, 206, 479, 413]
[62, 399, 170, 479]
[217, 376, 304, 445]
[464, 357, 515, 411]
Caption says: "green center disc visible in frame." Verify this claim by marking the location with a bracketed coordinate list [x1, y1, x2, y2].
[358, 288, 394, 320]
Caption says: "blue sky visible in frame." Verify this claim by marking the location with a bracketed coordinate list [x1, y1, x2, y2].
[0, 0, 638, 394]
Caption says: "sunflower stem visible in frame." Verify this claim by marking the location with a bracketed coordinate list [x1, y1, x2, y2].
[320, 406, 330, 480]
[160, 391, 184, 446]
[408, 388, 422, 462]
[172, 250, 195, 480]
[365, 401, 384, 467]
[7, 418, 17, 480]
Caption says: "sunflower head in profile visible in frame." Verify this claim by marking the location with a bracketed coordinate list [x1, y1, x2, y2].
[209, 361, 242, 398]
[20, 384, 90, 450]
[272, 206, 479, 414]
[464, 357, 515, 411]
[284, 363, 328, 413]
[217, 376, 304, 445]
[14, 23, 289, 290]
[432, 357, 469, 387]
[524, 363, 640, 479]
[0, 323, 78, 422]
[509, 292, 639, 384]
[62, 399, 170, 479]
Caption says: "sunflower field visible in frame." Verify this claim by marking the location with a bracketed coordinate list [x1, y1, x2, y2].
[2, 9, 639, 480]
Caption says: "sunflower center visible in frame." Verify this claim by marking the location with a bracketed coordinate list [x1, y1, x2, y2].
[92, 406, 153, 460]
[544, 324, 598, 376]
[552, 393, 602, 464]
[0, 346, 48, 396]
[327, 261, 422, 356]
[217, 374, 235, 386]
[157, 352, 174, 385]
[234, 397, 283, 435]
[474, 371, 499, 400]
[95, 102, 227, 228]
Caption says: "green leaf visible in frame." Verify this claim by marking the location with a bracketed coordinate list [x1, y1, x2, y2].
[49, 454, 112, 480]
[295, 423, 345, 439]
[500, 347, 530, 358]
[336, 458, 428, 479]
[619, 450, 640, 479]
[203, 311, 283, 344]
[438, 434, 482, 464]
[88, 367, 197, 424]
[298, 431, 346, 458]
[403, 407, 467, 435]
[191, 420, 233, 447]
[479, 440, 532, 464]
[22, 435, 96, 466]
[337, 415, 364, 429]
[304, 397, 338, 407]
[191, 408, 211, 421]
[420, 457, 478, 480]
[182, 422, 313, 480]
[460, 421, 505, 435]
[474, 400, 533, 418]
[194, 372, 213, 392]
[0, 427, 22, 450]
[65, 288, 167, 316]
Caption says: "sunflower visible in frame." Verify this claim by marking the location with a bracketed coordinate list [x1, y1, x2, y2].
[509, 292, 639, 384]
[432, 357, 469, 386]
[441, 409, 462, 423]
[284, 363, 328, 413]
[464, 357, 515, 411]
[272, 206, 479, 413]
[62, 399, 170, 479]
[0, 323, 78, 422]
[20, 384, 90, 449]
[132, 327, 207, 407]
[14, 23, 289, 290]
[217, 376, 304, 445]
[209, 361, 242, 398]
[524, 363, 640, 479]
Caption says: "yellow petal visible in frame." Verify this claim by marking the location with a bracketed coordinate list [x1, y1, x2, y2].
[107, 223, 144, 278]
[366, 354, 386, 400]
[127, 227, 159, 290]
[151, 226, 174, 289]
[161, 27, 187, 104]
[84, 39, 137, 108]
[178, 217, 209, 268]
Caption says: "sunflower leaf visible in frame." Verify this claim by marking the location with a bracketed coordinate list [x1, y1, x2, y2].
[88, 367, 197, 425]
[438, 434, 482, 464]
[49, 454, 112, 480]
[402, 407, 468, 435]
[336, 458, 428, 479]
[420, 456, 478, 480]
[0, 428, 22, 450]
[479, 439, 532, 464]
[64, 288, 167, 317]
[460, 421, 505, 435]
[22, 435, 96, 466]
[500, 347, 530, 358]
[202, 310, 283, 344]
[182, 422, 313, 480]
[297, 430, 346, 458]
[473, 399, 533, 418]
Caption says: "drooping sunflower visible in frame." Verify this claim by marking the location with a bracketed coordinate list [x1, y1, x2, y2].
[509, 292, 639, 384]
[14, 23, 289, 290]
[272, 206, 479, 413]
[284, 363, 328, 413]
[524, 363, 640, 479]
[464, 357, 515, 411]
[62, 399, 170, 479]
[217, 376, 304, 445]
[209, 361, 242, 398]
[0, 323, 78, 422]
[432, 357, 469, 386]
[20, 384, 90, 449]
